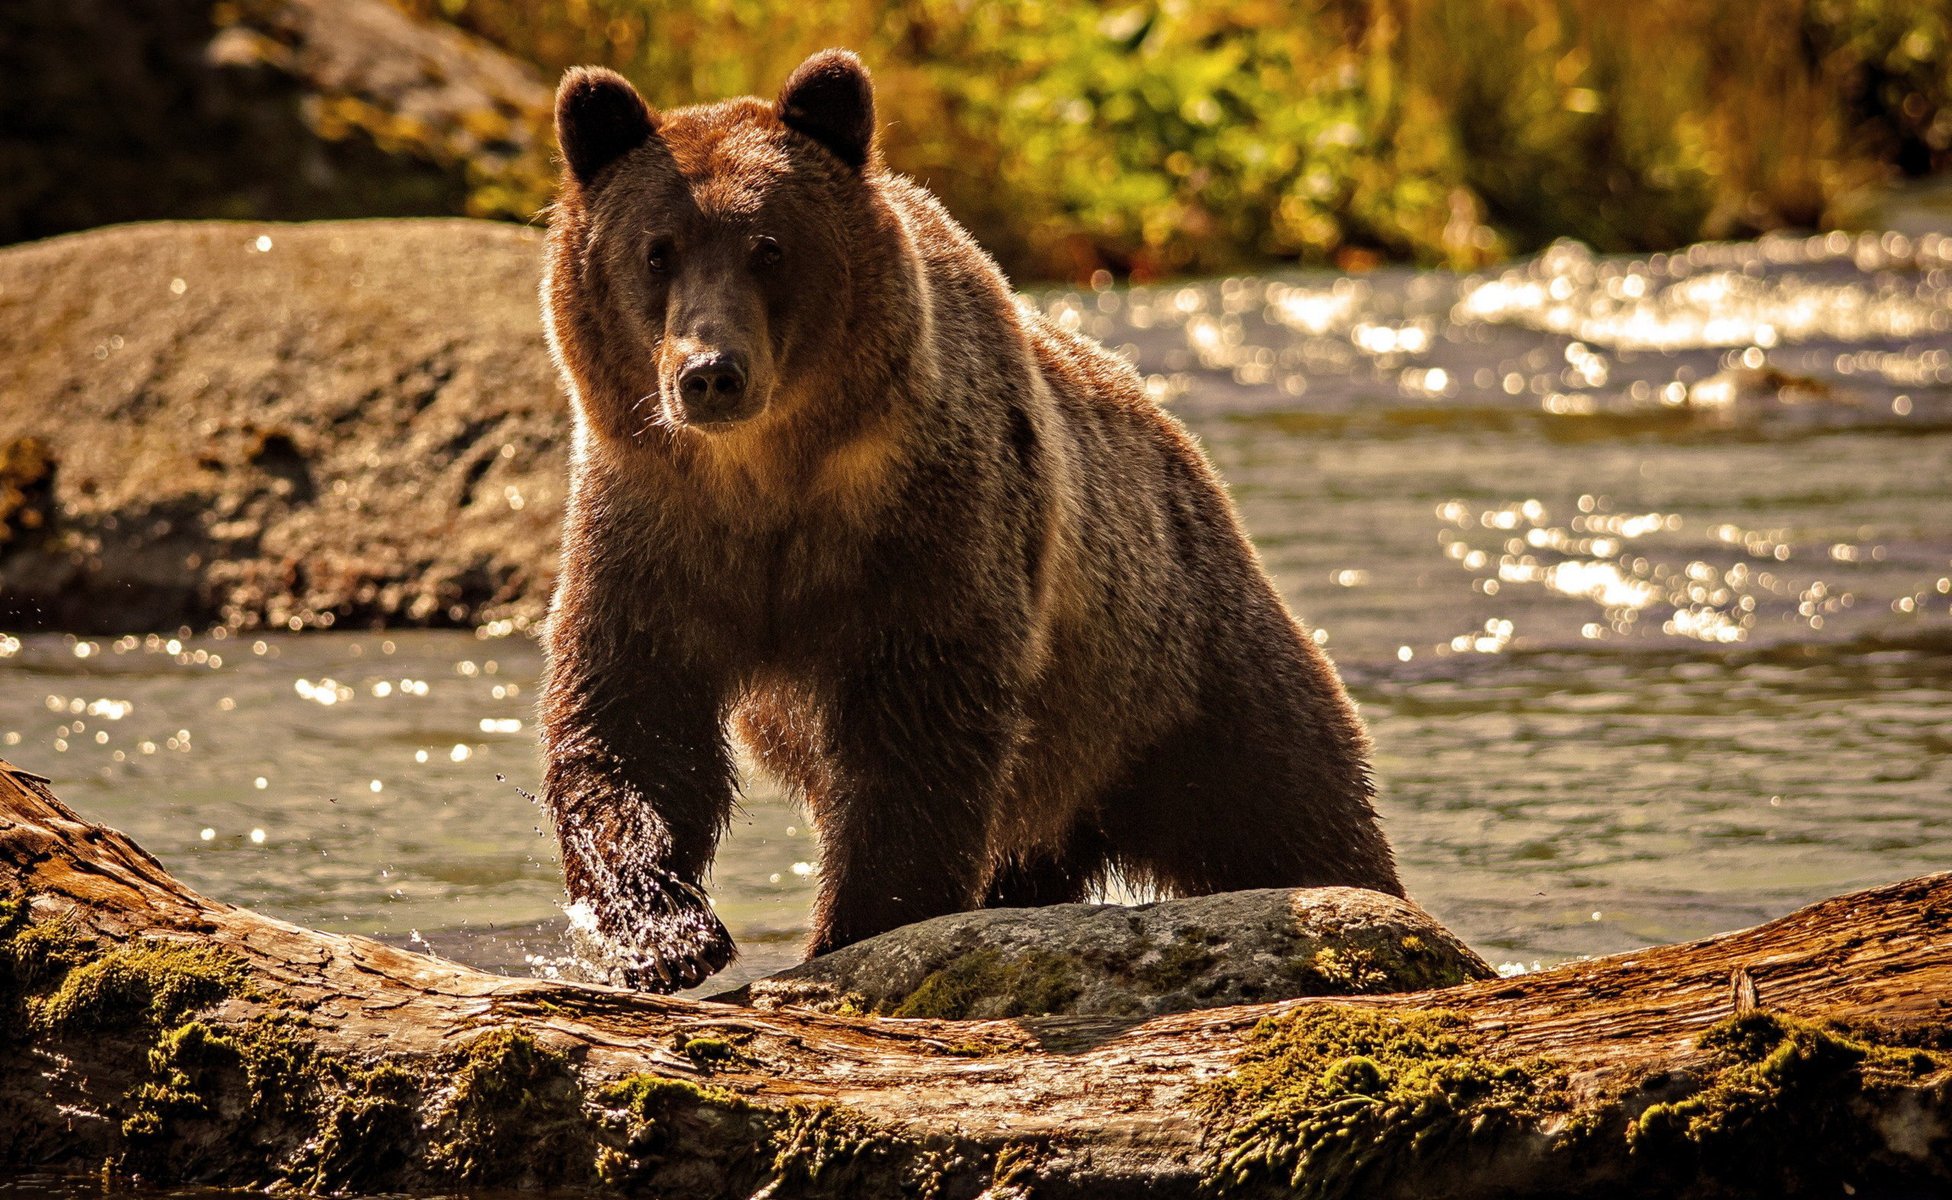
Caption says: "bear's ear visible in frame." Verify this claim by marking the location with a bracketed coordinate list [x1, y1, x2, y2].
[556, 67, 658, 185]
[777, 49, 876, 169]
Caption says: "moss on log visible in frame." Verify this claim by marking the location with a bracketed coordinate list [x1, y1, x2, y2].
[0, 757, 1946, 1196]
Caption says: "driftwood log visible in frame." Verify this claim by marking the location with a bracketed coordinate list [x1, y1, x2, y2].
[1, 757, 1947, 1198]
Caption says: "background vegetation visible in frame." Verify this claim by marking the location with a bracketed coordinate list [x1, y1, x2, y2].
[394, 0, 1952, 279]
[5, 0, 1948, 280]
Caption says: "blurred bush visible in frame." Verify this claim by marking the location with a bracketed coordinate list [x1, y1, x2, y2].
[387, 0, 1952, 280]
[0, 0, 554, 245]
[6, 0, 1948, 280]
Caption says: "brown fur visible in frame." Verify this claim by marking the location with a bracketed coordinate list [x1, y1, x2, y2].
[538, 52, 1403, 991]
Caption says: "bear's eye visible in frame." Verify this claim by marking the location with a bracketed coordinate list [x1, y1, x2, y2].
[646, 239, 674, 276]
[752, 236, 783, 270]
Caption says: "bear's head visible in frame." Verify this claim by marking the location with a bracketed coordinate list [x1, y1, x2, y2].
[544, 50, 894, 445]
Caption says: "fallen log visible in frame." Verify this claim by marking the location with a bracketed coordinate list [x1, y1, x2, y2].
[0, 756, 1946, 1198]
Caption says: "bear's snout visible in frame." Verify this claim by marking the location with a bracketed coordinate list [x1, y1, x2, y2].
[674, 350, 755, 426]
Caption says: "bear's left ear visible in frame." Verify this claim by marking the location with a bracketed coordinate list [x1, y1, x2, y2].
[557, 67, 658, 185]
[777, 49, 876, 169]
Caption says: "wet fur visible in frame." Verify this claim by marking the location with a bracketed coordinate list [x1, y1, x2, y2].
[538, 53, 1403, 990]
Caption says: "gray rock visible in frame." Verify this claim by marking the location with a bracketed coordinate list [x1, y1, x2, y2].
[740, 887, 1494, 1020]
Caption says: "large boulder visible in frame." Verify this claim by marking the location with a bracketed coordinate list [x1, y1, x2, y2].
[0, 219, 564, 632]
[740, 888, 1494, 1020]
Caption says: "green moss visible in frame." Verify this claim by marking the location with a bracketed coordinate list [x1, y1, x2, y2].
[768, 1100, 914, 1192]
[594, 1072, 773, 1192]
[1387, 936, 1478, 990]
[0, 900, 431, 1189]
[429, 1027, 594, 1187]
[1135, 939, 1220, 991]
[601, 1072, 744, 1121]
[2, 909, 97, 1016]
[991, 1140, 1041, 1191]
[597, 1074, 952, 1196]
[121, 1020, 244, 1143]
[832, 992, 868, 1017]
[1279, 937, 1480, 996]
[110, 1007, 441, 1191]
[1200, 1006, 1550, 1199]
[306, 1063, 422, 1193]
[34, 940, 250, 1034]
[1203, 1007, 1949, 1199]
[680, 1034, 741, 1069]
[1624, 1011, 1950, 1193]
[236, 1011, 327, 1119]
[888, 948, 1082, 1020]
[1295, 947, 1391, 995]
[114, 1013, 342, 1183]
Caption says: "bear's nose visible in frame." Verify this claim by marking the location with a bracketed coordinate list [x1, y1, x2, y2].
[677, 352, 748, 409]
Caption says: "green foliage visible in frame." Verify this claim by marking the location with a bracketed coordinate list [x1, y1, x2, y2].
[394, 0, 1952, 280]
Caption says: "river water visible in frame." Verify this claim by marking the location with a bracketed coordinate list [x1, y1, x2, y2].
[3, 230, 1949, 992]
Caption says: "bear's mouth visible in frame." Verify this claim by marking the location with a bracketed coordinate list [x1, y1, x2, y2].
[662, 381, 772, 432]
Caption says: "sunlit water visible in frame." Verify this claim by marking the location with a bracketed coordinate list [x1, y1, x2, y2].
[3, 229, 1949, 995]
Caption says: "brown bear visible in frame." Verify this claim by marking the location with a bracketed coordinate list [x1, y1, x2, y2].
[537, 50, 1404, 991]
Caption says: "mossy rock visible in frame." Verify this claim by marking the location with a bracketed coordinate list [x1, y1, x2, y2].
[744, 887, 1493, 1020]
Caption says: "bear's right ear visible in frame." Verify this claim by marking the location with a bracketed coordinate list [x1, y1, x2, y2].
[777, 50, 875, 169]
[556, 67, 658, 185]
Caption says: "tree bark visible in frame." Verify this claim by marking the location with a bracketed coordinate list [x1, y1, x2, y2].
[1, 756, 1946, 1197]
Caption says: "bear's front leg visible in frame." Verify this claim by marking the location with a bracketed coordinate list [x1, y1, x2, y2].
[540, 599, 737, 992]
[805, 631, 1020, 957]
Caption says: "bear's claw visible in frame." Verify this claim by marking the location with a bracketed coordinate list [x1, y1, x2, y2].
[582, 870, 737, 993]
[615, 905, 736, 992]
